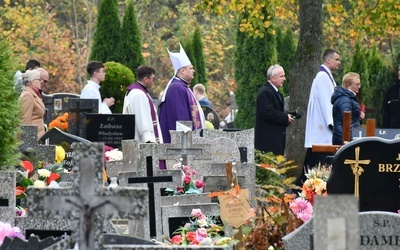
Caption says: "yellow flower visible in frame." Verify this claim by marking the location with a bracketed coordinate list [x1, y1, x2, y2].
[55, 145, 66, 163]
[33, 180, 46, 187]
[37, 169, 51, 178]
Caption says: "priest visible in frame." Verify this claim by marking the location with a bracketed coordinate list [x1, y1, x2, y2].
[159, 44, 205, 143]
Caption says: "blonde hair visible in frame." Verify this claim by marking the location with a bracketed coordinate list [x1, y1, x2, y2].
[193, 84, 206, 95]
[342, 72, 360, 88]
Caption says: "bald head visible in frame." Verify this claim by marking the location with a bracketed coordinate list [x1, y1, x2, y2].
[37, 68, 49, 82]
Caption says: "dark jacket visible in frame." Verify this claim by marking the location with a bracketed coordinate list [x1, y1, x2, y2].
[255, 82, 289, 155]
[382, 80, 400, 128]
[331, 86, 361, 145]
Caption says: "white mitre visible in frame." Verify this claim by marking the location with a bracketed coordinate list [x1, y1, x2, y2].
[167, 43, 192, 74]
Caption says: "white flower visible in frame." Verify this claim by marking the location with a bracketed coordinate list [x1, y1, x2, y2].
[105, 149, 123, 161]
[37, 169, 51, 178]
[33, 180, 46, 188]
[197, 218, 208, 227]
[200, 237, 212, 245]
[48, 181, 60, 188]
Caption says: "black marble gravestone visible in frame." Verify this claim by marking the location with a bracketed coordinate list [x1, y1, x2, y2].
[42, 93, 80, 125]
[327, 137, 400, 212]
[38, 128, 90, 170]
[202, 106, 220, 129]
[85, 114, 134, 149]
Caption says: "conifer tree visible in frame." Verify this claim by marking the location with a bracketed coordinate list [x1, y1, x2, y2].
[0, 40, 21, 169]
[182, 39, 197, 87]
[116, 0, 144, 72]
[89, 0, 120, 62]
[276, 27, 296, 96]
[234, 13, 276, 129]
[192, 27, 207, 87]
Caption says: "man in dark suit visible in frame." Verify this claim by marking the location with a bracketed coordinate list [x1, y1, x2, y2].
[255, 64, 294, 155]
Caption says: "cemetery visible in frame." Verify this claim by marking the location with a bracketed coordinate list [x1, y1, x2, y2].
[2, 1, 400, 249]
[2, 97, 400, 250]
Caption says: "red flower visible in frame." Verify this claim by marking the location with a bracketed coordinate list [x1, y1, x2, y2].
[171, 235, 183, 245]
[183, 176, 191, 185]
[186, 231, 197, 242]
[21, 161, 34, 177]
[177, 186, 184, 193]
[16, 186, 26, 197]
[47, 173, 60, 185]
[195, 180, 204, 189]
[190, 239, 200, 245]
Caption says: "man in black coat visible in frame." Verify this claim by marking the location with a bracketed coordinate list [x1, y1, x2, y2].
[255, 64, 294, 155]
[382, 65, 400, 128]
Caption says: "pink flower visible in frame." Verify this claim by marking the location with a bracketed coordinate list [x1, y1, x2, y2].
[186, 231, 197, 242]
[183, 176, 191, 185]
[290, 198, 313, 222]
[196, 228, 208, 238]
[171, 234, 183, 245]
[191, 209, 206, 219]
[0, 222, 24, 244]
[177, 186, 184, 193]
[192, 169, 197, 175]
[195, 180, 204, 189]
[398, 209, 400, 214]
[183, 165, 190, 172]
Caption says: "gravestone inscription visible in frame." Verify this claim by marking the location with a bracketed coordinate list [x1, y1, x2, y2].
[327, 137, 400, 212]
[85, 114, 135, 149]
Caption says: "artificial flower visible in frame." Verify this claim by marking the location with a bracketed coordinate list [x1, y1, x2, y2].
[47, 173, 60, 185]
[21, 161, 34, 177]
[33, 180, 46, 188]
[165, 164, 204, 195]
[37, 169, 51, 178]
[186, 231, 197, 242]
[47, 181, 60, 188]
[104, 147, 123, 161]
[16, 206, 27, 217]
[171, 235, 183, 245]
[55, 145, 66, 163]
[0, 222, 24, 244]
[49, 113, 68, 132]
[289, 198, 313, 222]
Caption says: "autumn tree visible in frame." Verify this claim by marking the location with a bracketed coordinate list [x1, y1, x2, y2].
[90, 0, 120, 62]
[234, 12, 276, 129]
[116, 0, 144, 72]
[192, 26, 207, 87]
[0, 39, 21, 169]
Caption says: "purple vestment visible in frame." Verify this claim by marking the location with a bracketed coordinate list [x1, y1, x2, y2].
[159, 77, 203, 143]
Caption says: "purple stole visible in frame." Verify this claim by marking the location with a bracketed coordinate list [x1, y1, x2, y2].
[126, 82, 161, 143]
[319, 66, 336, 87]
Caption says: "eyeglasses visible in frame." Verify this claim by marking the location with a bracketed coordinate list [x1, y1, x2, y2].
[41, 78, 48, 84]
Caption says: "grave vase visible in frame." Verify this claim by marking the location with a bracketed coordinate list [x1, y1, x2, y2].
[109, 177, 119, 188]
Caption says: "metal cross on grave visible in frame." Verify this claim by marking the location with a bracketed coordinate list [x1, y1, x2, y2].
[118, 143, 182, 239]
[344, 146, 371, 197]
[20, 125, 55, 163]
[26, 142, 148, 250]
[159, 121, 211, 165]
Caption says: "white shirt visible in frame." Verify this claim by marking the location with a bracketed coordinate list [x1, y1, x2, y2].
[80, 80, 111, 114]
[122, 87, 163, 143]
[304, 65, 336, 148]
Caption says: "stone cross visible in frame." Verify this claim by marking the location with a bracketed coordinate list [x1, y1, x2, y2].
[344, 146, 371, 196]
[67, 98, 98, 137]
[159, 121, 211, 165]
[0, 172, 16, 225]
[26, 142, 148, 250]
[118, 143, 182, 239]
[20, 125, 55, 163]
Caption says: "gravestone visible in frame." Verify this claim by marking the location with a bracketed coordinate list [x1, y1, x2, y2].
[67, 98, 98, 137]
[197, 128, 255, 163]
[0, 172, 16, 225]
[105, 140, 139, 178]
[161, 203, 220, 238]
[202, 106, 220, 129]
[313, 195, 359, 250]
[0, 235, 63, 250]
[283, 211, 400, 250]
[38, 127, 90, 171]
[85, 114, 135, 149]
[19, 126, 55, 163]
[118, 143, 182, 239]
[352, 128, 400, 140]
[42, 92, 80, 125]
[327, 137, 400, 212]
[26, 142, 149, 250]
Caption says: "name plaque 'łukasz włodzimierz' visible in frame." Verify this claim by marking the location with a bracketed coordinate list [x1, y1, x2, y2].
[85, 114, 134, 149]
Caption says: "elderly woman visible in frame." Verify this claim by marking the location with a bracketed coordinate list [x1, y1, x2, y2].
[331, 72, 365, 145]
[19, 69, 46, 139]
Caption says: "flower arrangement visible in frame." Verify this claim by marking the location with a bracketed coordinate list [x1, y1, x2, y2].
[104, 145, 123, 162]
[298, 165, 331, 205]
[16, 206, 27, 217]
[165, 162, 204, 195]
[0, 222, 24, 245]
[245, 151, 303, 250]
[169, 209, 235, 246]
[16, 160, 67, 199]
[49, 112, 69, 132]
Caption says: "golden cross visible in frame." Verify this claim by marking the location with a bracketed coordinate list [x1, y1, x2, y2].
[343, 146, 371, 197]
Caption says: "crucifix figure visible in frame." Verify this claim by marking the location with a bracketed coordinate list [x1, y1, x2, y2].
[343, 146, 371, 197]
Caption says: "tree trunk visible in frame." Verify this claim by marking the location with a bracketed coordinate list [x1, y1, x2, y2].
[286, 0, 323, 176]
